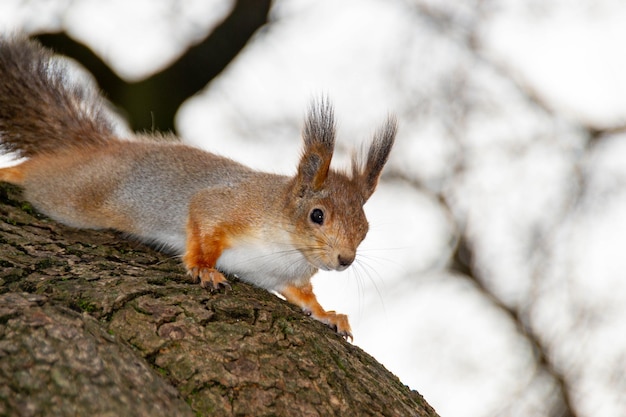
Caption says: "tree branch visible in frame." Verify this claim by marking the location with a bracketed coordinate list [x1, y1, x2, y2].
[35, 0, 273, 132]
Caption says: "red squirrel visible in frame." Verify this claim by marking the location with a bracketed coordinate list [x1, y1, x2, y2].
[0, 36, 396, 340]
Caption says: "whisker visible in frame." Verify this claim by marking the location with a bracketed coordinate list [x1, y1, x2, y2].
[351, 255, 387, 317]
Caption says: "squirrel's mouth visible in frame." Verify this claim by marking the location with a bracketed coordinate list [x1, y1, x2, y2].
[300, 244, 357, 272]
[317, 263, 350, 272]
[315, 263, 333, 272]
[307, 255, 353, 272]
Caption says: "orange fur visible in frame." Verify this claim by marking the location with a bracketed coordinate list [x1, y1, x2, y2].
[183, 221, 226, 285]
[1, 145, 138, 232]
[280, 282, 353, 341]
[183, 219, 250, 289]
[0, 166, 25, 184]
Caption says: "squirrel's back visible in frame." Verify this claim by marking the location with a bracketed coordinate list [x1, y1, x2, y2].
[0, 36, 116, 158]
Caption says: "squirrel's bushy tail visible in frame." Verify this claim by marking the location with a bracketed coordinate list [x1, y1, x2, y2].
[0, 36, 115, 158]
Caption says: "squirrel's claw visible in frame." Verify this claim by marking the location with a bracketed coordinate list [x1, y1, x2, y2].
[202, 278, 232, 292]
[339, 329, 354, 343]
[322, 310, 353, 342]
[188, 267, 230, 291]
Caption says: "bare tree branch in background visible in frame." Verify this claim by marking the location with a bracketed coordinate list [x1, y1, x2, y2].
[450, 236, 577, 417]
[402, 2, 596, 415]
[35, 0, 272, 132]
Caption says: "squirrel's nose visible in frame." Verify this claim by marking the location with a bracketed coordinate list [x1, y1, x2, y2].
[337, 254, 355, 268]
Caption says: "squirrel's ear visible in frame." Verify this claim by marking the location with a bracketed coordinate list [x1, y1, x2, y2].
[295, 99, 336, 193]
[354, 116, 397, 201]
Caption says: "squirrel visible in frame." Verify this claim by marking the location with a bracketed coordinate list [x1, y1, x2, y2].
[0, 36, 396, 340]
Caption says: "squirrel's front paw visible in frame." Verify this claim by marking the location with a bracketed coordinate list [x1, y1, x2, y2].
[187, 266, 231, 291]
[315, 311, 353, 342]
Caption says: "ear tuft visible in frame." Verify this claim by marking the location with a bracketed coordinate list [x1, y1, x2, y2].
[357, 115, 397, 200]
[296, 98, 336, 192]
[303, 97, 335, 153]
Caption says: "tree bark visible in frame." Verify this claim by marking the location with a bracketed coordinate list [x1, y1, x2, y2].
[0, 183, 438, 417]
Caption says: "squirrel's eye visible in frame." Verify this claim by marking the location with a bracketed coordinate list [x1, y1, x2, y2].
[310, 208, 324, 225]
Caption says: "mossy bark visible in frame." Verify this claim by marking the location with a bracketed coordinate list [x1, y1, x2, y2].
[0, 183, 438, 417]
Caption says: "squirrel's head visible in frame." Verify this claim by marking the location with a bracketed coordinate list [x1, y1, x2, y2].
[288, 99, 397, 272]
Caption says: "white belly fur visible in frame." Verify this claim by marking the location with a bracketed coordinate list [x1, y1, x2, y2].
[216, 239, 317, 291]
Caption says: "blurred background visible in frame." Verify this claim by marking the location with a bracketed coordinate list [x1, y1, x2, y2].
[2, 1, 626, 416]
